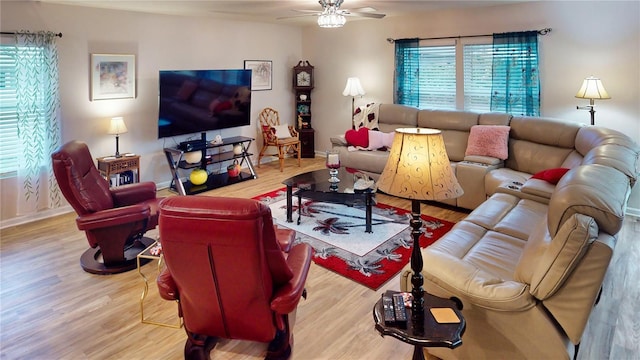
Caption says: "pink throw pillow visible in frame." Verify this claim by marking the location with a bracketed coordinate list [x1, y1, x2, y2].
[367, 131, 395, 150]
[345, 127, 369, 148]
[465, 125, 510, 160]
[531, 168, 570, 184]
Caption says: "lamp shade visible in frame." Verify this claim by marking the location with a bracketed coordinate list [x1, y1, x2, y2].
[342, 77, 366, 97]
[317, 12, 346, 28]
[378, 128, 464, 201]
[575, 76, 611, 100]
[107, 117, 128, 135]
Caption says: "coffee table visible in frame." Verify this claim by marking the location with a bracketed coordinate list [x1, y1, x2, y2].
[282, 167, 376, 233]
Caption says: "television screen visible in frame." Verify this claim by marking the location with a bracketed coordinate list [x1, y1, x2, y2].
[158, 69, 252, 139]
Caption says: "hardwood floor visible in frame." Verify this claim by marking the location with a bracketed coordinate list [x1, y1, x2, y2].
[1, 156, 638, 359]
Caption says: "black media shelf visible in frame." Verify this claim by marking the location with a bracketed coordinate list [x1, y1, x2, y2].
[164, 136, 257, 195]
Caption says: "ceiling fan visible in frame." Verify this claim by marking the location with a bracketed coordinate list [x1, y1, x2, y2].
[280, 0, 386, 27]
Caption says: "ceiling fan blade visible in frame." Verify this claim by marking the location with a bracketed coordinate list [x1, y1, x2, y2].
[277, 13, 318, 20]
[342, 11, 386, 19]
[292, 9, 321, 14]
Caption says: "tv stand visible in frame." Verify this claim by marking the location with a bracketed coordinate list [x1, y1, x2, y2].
[164, 136, 257, 195]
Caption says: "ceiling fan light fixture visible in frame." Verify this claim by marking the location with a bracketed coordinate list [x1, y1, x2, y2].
[317, 7, 346, 28]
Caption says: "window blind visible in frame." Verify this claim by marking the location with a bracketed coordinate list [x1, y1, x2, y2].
[0, 45, 18, 177]
[417, 45, 456, 110]
[463, 44, 493, 112]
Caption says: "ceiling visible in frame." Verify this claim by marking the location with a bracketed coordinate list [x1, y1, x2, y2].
[35, 0, 525, 25]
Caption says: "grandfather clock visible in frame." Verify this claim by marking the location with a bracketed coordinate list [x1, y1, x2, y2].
[293, 61, 315, 158]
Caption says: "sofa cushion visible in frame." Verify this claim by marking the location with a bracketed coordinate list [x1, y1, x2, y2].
[422, 220, 535, 311]
[273, 125, 292, 139]
[345, 127, 369, 148]
[530, 168, 570, 184]
[465, 125, 510, 160]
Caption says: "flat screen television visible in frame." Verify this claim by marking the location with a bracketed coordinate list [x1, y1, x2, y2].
[158, 69, 252, 139]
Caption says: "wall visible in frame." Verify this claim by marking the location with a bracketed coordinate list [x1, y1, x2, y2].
[303, 0, 640, 214]
[1, 1, 639, 225]
[0, 1, 304, 225]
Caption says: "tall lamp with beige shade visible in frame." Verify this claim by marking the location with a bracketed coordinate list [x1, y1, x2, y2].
[377, 128, 464, 333]
[342, 77, 365, 129]
[575, 76, 611, 125]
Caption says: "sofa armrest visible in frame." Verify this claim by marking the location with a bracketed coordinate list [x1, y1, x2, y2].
[111, 181, 157, 207]
[76, 204, 151, 231]
[274, 226, 295, 252]
[330, 135, 348, 147]
[270, 243, 312, 314]
[463, 154, 504, 167]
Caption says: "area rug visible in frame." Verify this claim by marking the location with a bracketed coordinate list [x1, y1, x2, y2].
[253, 188, 455, 290]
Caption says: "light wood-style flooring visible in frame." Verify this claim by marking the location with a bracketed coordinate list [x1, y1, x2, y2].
[1, 157, 638, 359]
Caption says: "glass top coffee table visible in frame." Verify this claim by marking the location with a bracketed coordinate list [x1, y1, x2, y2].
[282, 167, 376, 233]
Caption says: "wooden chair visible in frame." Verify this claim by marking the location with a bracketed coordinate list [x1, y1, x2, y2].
[258, 107, 301, 172]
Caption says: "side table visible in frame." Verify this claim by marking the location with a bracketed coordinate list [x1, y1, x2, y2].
[137, 240, 182, 328]
[373, 290, 465, 360]
[97, 154, 140, 187]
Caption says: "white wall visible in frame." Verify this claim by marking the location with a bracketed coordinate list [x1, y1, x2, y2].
[0, 1, 303, 223]
[1, 1, 639, 224]
[304, 0, 640, 213]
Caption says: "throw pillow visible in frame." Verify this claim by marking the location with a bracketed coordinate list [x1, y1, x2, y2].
[176, 80, 198, 101]
[531, 168, 570, 184]
[273, 125, 292, 139]
[367, 131, 395, 150]
[345, 127, 369, 148]
[465, 125, 510, 160]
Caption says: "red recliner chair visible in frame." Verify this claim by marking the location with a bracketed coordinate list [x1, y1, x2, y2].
[51, 140, 163, 275]
[156, 196, 312, 360]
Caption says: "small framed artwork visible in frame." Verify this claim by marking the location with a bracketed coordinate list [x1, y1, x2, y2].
[244, 60, 272, 91]
[90, 54, 136, 100]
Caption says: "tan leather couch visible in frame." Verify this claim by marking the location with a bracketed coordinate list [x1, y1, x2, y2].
[330, 104, 640, 359]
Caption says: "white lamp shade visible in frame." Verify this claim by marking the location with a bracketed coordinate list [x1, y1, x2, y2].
[342, 77, 366, 97]
[317, 12, 346, 28]
[377, 128, 463, 201]
[575, 76, 611, 100]
[107, 117, 128, 135]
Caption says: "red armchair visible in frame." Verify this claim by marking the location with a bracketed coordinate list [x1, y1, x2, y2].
[156, 196, 312, 360]
[51, 140, 163, 274]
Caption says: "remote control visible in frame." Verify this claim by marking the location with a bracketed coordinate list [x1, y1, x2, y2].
[382, 295, 396, 324]
[392, 293, 408, 323]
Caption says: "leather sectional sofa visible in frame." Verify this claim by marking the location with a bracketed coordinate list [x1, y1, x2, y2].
[331, 104, 639, 359]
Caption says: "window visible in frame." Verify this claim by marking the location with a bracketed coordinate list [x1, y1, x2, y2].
[395, 33, 540, 115]
[0, 44, 20, 177]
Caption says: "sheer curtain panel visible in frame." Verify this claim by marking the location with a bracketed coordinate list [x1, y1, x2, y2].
[14, 31, 62, 215]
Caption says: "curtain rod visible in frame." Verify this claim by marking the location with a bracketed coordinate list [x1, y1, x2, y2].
[386, 28, 551, 43]
[1, 31, 63, 38]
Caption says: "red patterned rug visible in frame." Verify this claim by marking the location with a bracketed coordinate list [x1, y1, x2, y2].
[253, 188, 455, 290]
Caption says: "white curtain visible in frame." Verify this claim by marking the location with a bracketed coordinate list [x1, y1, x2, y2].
[15, 31, 62, 215]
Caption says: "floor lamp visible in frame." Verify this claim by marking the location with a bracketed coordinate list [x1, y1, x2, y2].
[342, 77, 365, 129]
[575, 76, 611, 126]
[377, 128, 463, 334]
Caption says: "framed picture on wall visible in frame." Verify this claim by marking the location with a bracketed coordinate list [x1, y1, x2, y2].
[244, 60, 272, 91]
[90, 54, 136, 100]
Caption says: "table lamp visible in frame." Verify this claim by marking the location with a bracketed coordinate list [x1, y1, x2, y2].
[107, 116, 128, 158]
[342, 77, 365, 129]
[377, 128, 463, 333]
[575, 76, 611, 125]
